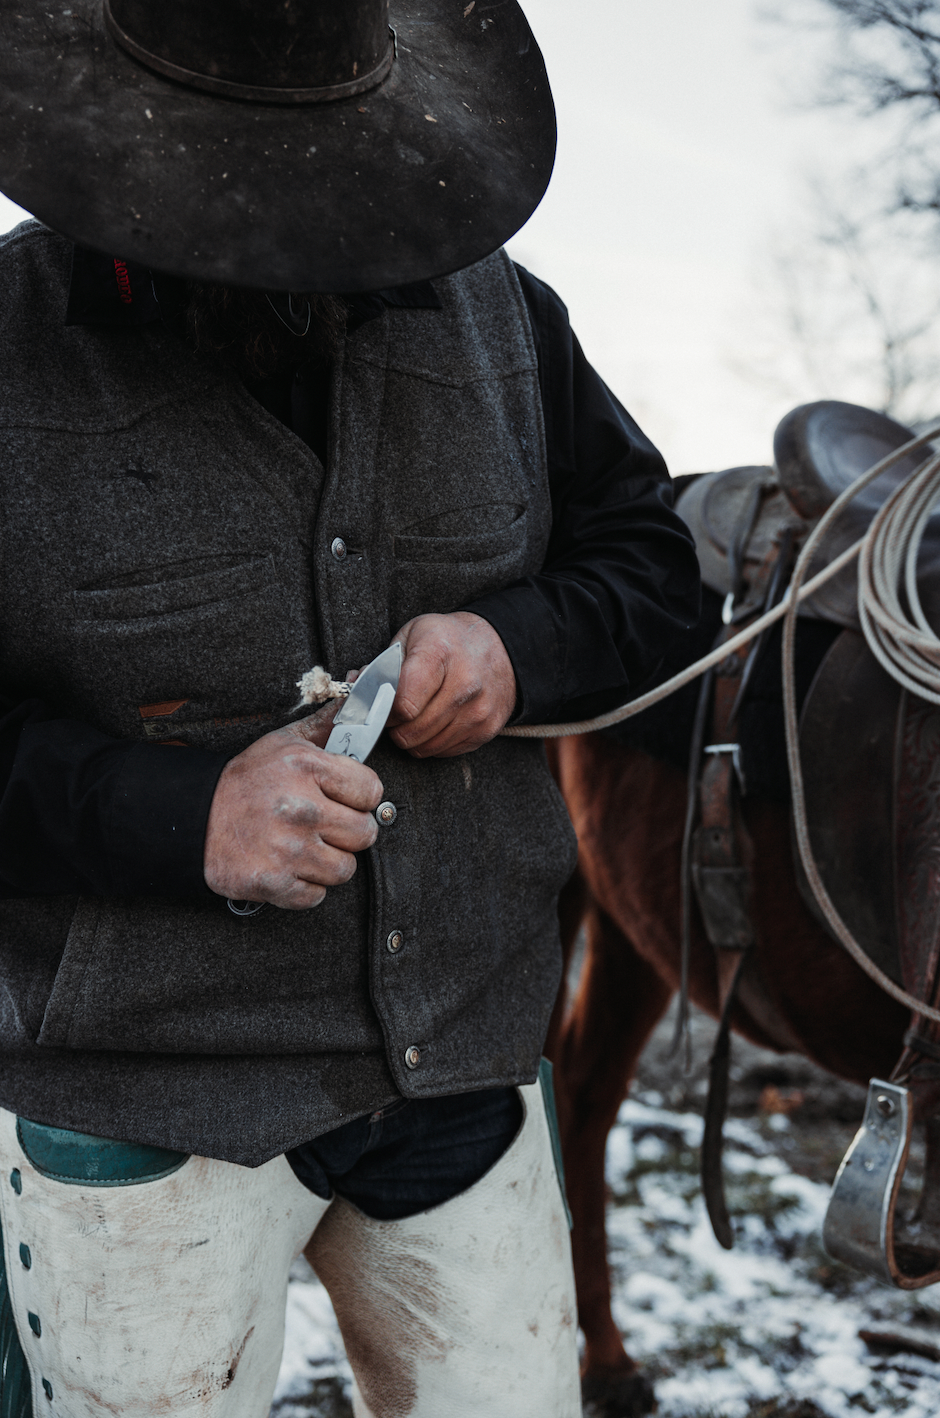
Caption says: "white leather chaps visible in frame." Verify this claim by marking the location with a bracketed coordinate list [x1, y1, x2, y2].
[0, 1080, 580, 1417]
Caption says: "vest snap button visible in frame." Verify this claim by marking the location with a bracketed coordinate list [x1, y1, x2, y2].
[404, 1045, 421, 1069]
[331, 537, 347, 560]
[376, 801, 397, 826]
[387, 929, 404, 953]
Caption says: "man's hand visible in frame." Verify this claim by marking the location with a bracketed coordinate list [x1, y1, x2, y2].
[388, 611, 517, 757]
[204, 702, 383, 909]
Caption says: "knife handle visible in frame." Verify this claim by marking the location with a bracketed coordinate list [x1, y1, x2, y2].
[227, 899, 266, 917]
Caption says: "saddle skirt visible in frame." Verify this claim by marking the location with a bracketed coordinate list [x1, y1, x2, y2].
[803, 629, 940, 1291]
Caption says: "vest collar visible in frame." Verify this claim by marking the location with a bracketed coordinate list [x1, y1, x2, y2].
[64, 245, 442, 330]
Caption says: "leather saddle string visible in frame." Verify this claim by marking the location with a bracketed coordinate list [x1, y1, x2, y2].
[671, 530, 761, 1066]
[694, 617, 761, 1249]
[672, 520, 792, 1066]
[698, 535, 800, 1247]
[697, 683, 754, 1249]
[675, 490, 783, 1237]
[669, 663, 714, 1065]
[702, 951, 749, 1250]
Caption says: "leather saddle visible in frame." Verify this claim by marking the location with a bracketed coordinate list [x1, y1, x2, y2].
[675, 398, 940, 1001]
[675, 401, 940, 1286]
[673, 401, 924, 998]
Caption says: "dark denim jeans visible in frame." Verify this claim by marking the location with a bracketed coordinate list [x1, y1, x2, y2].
[285, 1086, 523, 1220]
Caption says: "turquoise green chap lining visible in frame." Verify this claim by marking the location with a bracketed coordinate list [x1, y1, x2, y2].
[0, 1118, 191, 1418]
[0, 1086, 565, 1418]
[16, 1119, 188, 1187]
[537, 1058, 573, 1231]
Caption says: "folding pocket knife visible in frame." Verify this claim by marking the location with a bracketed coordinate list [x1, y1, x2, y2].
[227, 642, 403, 917]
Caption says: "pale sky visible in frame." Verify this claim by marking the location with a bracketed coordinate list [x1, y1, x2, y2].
[0, 1, 894, 472]
[505, 0, 878, 471]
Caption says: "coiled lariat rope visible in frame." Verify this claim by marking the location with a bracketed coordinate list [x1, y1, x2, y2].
[784, 431, 940, 1025]
[859, 451, 940, 701]
[502, 421, 940, 1025]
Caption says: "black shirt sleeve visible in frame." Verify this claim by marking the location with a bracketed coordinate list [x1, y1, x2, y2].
[462, 265, 700, 724]
[0, 696, 228, 899]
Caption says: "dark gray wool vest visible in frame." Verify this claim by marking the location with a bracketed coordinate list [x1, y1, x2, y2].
[0, 224, 578, 1165]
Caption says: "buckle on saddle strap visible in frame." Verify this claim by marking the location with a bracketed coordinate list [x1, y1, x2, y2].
[823, 1078, 940, 1288]
[703, 742, 746, 796]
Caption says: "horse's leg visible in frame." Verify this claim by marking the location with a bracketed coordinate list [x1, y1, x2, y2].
[543, 862, 588, 1072]
[558, 897, 672, 1413]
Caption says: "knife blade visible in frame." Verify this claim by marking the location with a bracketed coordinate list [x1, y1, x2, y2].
[324, 641, 403, 762]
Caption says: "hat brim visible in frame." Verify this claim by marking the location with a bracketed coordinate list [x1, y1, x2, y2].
[0, 0, 555, 291]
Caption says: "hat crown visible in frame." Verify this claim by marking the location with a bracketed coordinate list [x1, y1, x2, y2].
[105, 0, 392, 100]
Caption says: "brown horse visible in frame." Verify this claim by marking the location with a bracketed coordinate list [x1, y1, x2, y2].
[544, 715, 911, 1416]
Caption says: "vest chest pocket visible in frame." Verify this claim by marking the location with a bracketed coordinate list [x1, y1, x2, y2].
[72, 554, 276, 622]
[389, 506, 531, 628]
[65, 553, 310, 738]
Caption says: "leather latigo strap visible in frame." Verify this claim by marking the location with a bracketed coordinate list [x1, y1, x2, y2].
[691, 507, 801, 1249]
[681, 486, 797, 1251]
[692, 626, 756, 1251]
[690, 522, 780, 970]
[692, 669, 754, 964]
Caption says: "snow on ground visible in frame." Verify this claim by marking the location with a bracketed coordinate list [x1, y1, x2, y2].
[602, 1091, 940, 1417]
[273, 1256, 354, 1416]
[270, 1085, 940, 1417]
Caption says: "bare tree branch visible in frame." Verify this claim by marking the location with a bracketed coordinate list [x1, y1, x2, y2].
[734, 182, 940, 423]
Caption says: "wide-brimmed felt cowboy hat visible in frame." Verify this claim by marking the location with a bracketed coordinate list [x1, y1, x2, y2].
[0, 0, 555, 291]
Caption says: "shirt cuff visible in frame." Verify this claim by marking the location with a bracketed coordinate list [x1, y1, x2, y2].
[460, 587, 560, 724]
[464, 581, 643, 725]
[107, 744, 232, 898]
